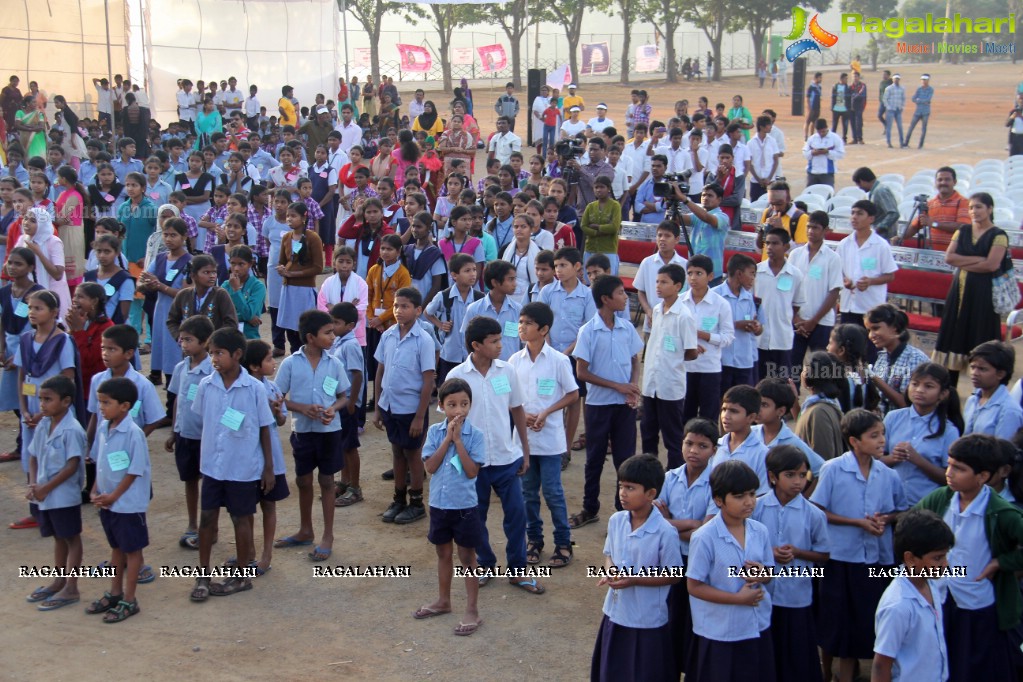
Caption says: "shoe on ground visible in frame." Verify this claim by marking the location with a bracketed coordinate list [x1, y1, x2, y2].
[381, 469, 395, 481]
[382, 501, 406, 523]
[394, 504, 426, 524]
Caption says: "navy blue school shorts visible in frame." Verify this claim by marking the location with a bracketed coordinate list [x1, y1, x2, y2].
[291, 430, 344, 477]
[174, 435, 202, 482]
[381, 409, 428, 451]
[259, 473, 290, 503]
[99, 509, 149, 553]
[38, 505, 82, 540]
[338, 408, 361, 453]
[201, 476, 260, 517]
[427, 506, 482, 548]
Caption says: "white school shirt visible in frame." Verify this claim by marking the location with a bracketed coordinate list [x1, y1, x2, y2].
[502, 240, 541, 304]
[730, 139, 750, 177]
[176, 90, 197, 121]
[768, 125, 786, 177]
[684, 146, 709, 195]
[787, 242, 843, 327]
[754, 259, 805, 351]
[221, 88, 244, 109]
[634, 251, 688, 333]
[610, 162, 630, 199]
[446, 357, 525, 467]
[642, 298, 698, 401]
[245, 95, 261, 118]
[621, 139, 651, 183]
[488, 132, 522, 165]
[746, 133, 780, 181]
[680, 288, 734, 373]
[837, 230, 899, 313]
[802, 131, 845, 175]
[508, 343, 578, 456]
[560, 119, 586, 138]
[335, 121, 363, 152]
[663, 145, 692, 174]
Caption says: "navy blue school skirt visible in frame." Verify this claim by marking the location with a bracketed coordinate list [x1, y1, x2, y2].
[817, 560, 891, 659]
[590, 614, 673, 682]
[688, 630, 776, 682]
[771, 605, 823, 682]
[944, 593, 1013, 682]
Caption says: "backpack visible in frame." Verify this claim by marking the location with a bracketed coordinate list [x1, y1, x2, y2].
[441, 287, 484, 321]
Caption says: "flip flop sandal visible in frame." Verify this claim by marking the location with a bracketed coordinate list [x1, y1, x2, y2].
[26, 586, 56, 603]
[102, 599, 140, 623]
[190, 578, 211, 602]
[412, 606, 451, 619]
[37, 596, 81, 611]
[9, 516, 38, 530]
[308, 546, 332, 562]
[209, 577, 253, 596]
[0, 451, 20, 462]
[454, 619, 483, 636]
[137, 565, 156, 584]
[86, 592, 123, 614]
[179, 531, 199, 549]
[273, 535, 313, 548]
[509, 578, 546, 595]
[248, 560, 270, 577]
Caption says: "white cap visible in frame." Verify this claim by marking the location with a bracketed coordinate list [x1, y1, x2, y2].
[567, 83, 577, 89]
[569, 106, 581, 112]
[316, 106, 329, 115]
[893, 73, 901, 79]
[921, 74, 930, 80]
[596, 103, 607, 109]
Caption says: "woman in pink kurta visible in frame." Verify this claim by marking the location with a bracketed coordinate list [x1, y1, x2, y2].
[53, 166, 86, 288]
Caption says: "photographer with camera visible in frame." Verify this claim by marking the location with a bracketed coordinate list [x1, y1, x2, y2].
[755, 181, 807, 256]
[673, 182, 730, 283]
[895, 166, 970, 249]
[1007, 93, 1023, 156]
[851, 167, 900, 240]
[634, 154, 668, 224]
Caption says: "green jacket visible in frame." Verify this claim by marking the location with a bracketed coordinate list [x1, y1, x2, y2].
[915, 486, 1023, 630]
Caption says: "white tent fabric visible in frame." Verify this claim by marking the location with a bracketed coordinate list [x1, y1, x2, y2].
[146, 0, 339, 123]
[0, 0, 129, 116]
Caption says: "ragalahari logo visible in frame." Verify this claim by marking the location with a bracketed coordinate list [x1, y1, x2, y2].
[785, 7, 839, 61]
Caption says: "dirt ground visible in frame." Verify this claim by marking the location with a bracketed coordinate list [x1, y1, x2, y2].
[1, 60, 1021, 682]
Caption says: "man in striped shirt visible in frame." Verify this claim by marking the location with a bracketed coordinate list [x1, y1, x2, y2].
[882, 74, 906, 149]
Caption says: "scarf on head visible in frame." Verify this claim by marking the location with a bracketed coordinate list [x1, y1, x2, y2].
[416, 101, 438, 132]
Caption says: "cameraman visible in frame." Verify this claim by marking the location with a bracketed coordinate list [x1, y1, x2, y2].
[673, 182, 730, 283]
[634, 154, 668, 224]
[755, 181, 807, 255]
[851, 167, 900, 239]
[896, 166, 969, 249]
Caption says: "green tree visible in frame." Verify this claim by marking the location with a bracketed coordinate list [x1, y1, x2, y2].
[474, 0, 536, 88]
[342, 0, 388, 81]
[401, 4, 476, 92]
[615, 0, 639, 83]
[840, 0, 897, 69]
[545, 0, 611, 84]
[679, 0, 745, 81]
[638, 0, 687, 81]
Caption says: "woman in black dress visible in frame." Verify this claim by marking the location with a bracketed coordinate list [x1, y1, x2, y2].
[932, 192, 1011, 383]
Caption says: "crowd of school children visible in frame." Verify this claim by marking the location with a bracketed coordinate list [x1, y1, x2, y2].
[4, 72, 1023, 682]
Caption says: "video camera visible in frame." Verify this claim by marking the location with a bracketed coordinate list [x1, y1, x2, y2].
[653, 170, 693, 198]
[554, 139, 586, 160]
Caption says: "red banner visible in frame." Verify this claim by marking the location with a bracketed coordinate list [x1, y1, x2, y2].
[397, 44, 432, 72]
[477, 44, 507, 73]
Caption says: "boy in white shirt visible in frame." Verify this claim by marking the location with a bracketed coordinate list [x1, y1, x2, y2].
[634, 221, 687, 339]
[755, 228, 806, 383]
[788, 210, 843, 380]
[681, 255, 735, 424]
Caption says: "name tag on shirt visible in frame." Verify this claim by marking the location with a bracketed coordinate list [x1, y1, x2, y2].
[21, 382, 36, 397]
[777, 274, 793, 292]
[323, 376, 339, 396]
[700, 316, 717, 332]
[319, 172, 328, 179]
[186, 384, 198, 401]
[292, 241, 302, 254]
[861, 256, 878, 271]
[107, 450, 130, 472]
[149, 192, 161, 200]
[537, 377, 557, 396]
[166, 268, 179, 282]
[181, 183, 191, 190]
[14, 301, 29, 317]
[104, 283, 116, 297]
[221, 407, 246, 431]
[491, 375, 512, 395]
[663, 334, 677, 352]
[130, 400, 142, 419]
[808, 265, 823, 280]
[503, 320, 518, 337]
[103, 193, 115, 202]
[450, 451, 464, 475]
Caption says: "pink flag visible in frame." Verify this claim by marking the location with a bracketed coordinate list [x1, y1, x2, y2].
[397, 44, 432, 73]
[477, 44, 507, 73]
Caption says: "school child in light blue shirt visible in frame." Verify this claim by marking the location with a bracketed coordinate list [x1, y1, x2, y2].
[715, 253, 763, 391]
[82, 236, 134, 323]
[592, 454, 683, 682]
[710, 385, 770, 495]
[415, 378, 487, 636]
[880, 363, 962, 506]
[273, 310, 348, 562]
[810, 409, 907, 682]
[25, 375, 87, 612]
[570, 275, 644, 529]
[374, 287, 436, 524]
[329, 303, 366, 507]
[914, 434, 1023, 681]
[189, 328, 276, 602]
[872, 509, 953, 682]
[460, 260, 522, 362]
[753, 445, 831, 682]
[425, 253, 481, 385]
[163, 315, 214, 551]
[244, 339, 291, 576]
[86, 325, 166, 439]
[962, 341, 1023, 439]
[538, 246, 595, 457]
[87, 377, 150, 623]
[753, 378, 825, 481]
[653, 417, 717, 679]
[686, 460, 775, 682]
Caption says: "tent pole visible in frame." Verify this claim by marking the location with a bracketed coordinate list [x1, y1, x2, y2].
[341, 0, 351, 83]
[104, 0, 114, 134]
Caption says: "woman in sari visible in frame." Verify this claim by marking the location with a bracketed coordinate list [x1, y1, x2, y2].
[362, 76, 377, 121]
[14, 96, 46, 160]
[53, 166, 87, 289]
[459, 78, 474, 116]
[447, 100, 479, 174]
[437, 114, 475, 176]
[932, 192, 1010, 383]
[193, 97, 222, 150]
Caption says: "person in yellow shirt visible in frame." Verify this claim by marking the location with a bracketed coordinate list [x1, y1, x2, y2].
[562, 84, 585, 118]
[850, 55, 862, 75]
[756, 181, 808, 258]
[278, 85, 297, 127]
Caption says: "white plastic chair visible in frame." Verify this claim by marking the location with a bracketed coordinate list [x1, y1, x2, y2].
[834, 186, 867, 200]
[995, 207, 1015, 226]
[828, 197, 854, 213]
[950, 164, 973, 181]
[911, 169, 937, 183]
[954, 181, 971, 195]
[796, 194, 826, 211]
[878, 173, 905, 186]
[975, 159, 1003, 174]
[973, 172, 1005, 188]
[803, 184, 834, 201]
